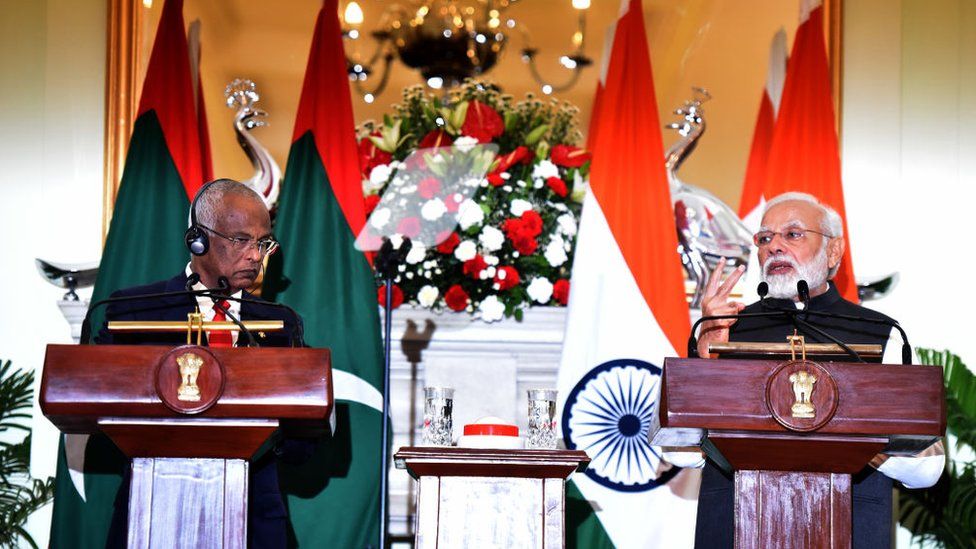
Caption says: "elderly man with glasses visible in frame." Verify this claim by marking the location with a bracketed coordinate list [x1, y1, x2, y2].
[95, 179, 309, 549]
[689, 191, 945, 549]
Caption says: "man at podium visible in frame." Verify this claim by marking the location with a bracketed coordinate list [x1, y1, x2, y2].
[96, 179, 309, 548]
[691, 192, 945, 548]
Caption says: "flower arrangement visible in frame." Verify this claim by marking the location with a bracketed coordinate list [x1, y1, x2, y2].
[358, 80, 590, 322]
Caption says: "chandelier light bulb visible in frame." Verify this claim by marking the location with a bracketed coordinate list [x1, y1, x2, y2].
[344, 2, 364, 26]
[572, 0, 591, 9]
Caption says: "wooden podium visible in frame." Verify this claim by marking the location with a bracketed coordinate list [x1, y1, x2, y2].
[395, 447, 590, 548]
[651, 357, 945, 549]
[40, 344, 332, 549]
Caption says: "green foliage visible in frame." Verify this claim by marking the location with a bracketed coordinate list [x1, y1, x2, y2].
[0, 360, 56, 549]
[897, 349, 976, 548]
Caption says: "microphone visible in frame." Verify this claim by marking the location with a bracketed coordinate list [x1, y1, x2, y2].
[796, 280, 811, 309]
[757, 281, 769, 303]
[185, 272, 201, 291]
[212, 298, 259, 348]
[217, 276, 231, 292]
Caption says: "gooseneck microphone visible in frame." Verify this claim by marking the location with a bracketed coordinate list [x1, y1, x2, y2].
[689, 280, 912, 364]
[797, 280, 811, 309]
[212, 277, 258, 348]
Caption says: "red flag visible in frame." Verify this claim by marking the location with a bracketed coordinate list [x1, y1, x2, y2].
[739, 30, 787, 221]
[136, 0, 210, 198]
[586, 0, 690, 354]
[764, 4, 858, 302]
[291, 0, 366, 236]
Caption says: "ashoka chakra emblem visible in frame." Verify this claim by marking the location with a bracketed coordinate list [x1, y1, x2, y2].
[562, 359, 680, 492]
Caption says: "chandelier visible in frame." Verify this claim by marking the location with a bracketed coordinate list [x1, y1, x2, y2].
[341, 0, 592, 103]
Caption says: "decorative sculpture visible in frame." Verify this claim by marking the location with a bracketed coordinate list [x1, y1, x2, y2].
[224, 79, 281, 209]
[664, 88, 753, 308]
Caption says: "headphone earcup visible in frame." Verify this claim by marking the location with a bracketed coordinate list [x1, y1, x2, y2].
[185, 226, 209, 256]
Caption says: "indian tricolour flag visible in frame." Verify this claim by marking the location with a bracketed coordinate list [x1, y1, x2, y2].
[556, 0, 699, 547]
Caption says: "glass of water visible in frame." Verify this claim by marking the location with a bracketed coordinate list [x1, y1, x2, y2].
[526, 389, 558, 449]
[422, 386, 454, 446]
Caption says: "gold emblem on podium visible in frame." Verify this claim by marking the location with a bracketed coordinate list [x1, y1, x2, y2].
[788, 370, 817, 418]
[176, 352, 204, 402]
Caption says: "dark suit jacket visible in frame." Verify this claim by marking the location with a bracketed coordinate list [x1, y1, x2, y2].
[97, 272, 312, 549]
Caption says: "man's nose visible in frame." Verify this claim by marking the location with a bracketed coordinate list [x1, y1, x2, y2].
[244, 242, 263, 262]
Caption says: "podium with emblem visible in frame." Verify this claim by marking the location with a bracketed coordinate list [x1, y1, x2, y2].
[40, 343, 332, 548]
[651, 342, 945, 549]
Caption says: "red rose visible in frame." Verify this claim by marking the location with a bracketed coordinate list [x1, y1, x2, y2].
[550, 144, 591, 168]
[546, 176, 568, 198]
[436, 232, 460, 254]
[553, 279, 570, 305]
[418, 177, 441, 199]
[444, 193, 462, 213]
[444, 284, 470, 312]
[396, 217, 421, 238]
[487, 172, 505, 187]
[494, 266, 520, 291]
[364, 194, 381, 216]
[378, 283, 404, 309]
[521, 210, 544, 236]
[461, 100, 504, 143]
[358, 133, 392, 177]
[463, 254, 488, 279]
[418, 129, 454, 150]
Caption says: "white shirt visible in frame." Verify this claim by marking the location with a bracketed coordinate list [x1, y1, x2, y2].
[185, 264, 243, 347]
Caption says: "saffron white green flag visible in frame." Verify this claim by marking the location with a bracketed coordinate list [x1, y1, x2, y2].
[556, 1, 700, 546]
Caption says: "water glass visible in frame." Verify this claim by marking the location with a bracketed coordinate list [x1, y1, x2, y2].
[526, 389, 558, 449]
[422, 386, 454, 446]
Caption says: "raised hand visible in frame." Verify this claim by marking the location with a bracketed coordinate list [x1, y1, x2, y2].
[697, 258, 746, 358]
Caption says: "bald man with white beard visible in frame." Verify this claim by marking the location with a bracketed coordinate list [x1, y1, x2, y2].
[689, 192, 945, 549]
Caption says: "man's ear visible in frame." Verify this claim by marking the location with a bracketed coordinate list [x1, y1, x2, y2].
[827, 237, 846, 272]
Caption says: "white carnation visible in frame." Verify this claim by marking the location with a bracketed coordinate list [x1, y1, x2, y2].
[556, 213, 577, 236]
[421, 198, 447, 221]
[478, 295, 506, 322]
[369, 207, 391, 230]
[454, 240, 477, 261]
[531, 159, 559, 181]
[510, 199, 533, 217]
[457, 199, 485, 230]
[454, 135, 479, 153]
[367, 164, 393, 191]
[418, 285, 439, 308]
[544, 237, 568, 267]
[526, 278, 554, 303]
[405, 242, 427, 264]
[479, 226, 505, 251]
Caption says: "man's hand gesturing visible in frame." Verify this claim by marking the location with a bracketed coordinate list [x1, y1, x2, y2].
[697, 258, 746, 358]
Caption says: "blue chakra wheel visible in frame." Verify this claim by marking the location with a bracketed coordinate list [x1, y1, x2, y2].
[562, 359, 680, 492]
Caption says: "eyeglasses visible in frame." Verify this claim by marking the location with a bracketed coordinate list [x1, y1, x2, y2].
[200, 224, 279, 256]
[753, 227, 834, 247]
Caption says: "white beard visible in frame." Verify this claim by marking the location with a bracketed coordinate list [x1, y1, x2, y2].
[762, 249, 830, 299]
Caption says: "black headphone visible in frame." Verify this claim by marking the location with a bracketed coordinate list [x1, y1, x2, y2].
[184, 180, 218, 256]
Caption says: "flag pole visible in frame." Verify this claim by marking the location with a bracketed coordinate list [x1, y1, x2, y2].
[375, 236, 411, 548]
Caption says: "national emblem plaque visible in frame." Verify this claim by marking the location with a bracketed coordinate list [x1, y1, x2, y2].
[154, 345, 226, 414]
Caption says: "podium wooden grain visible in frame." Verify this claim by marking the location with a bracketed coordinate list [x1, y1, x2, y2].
[395, 447, 589, 549]
[40, 344, 332, 549]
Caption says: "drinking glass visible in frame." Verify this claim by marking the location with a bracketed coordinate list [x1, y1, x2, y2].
[422, 386, 454, 446]
[526, 389, 558, 449]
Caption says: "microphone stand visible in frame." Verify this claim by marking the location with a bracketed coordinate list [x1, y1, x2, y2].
[374, 236, 411, 549]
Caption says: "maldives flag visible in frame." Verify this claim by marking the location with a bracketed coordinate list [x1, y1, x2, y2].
[262, 1, 384, 547]
[556, 1, 698, 547]
[739, 28, 788, 228]
[49, 0, 211, 546]
[763, 1, 858, 302]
